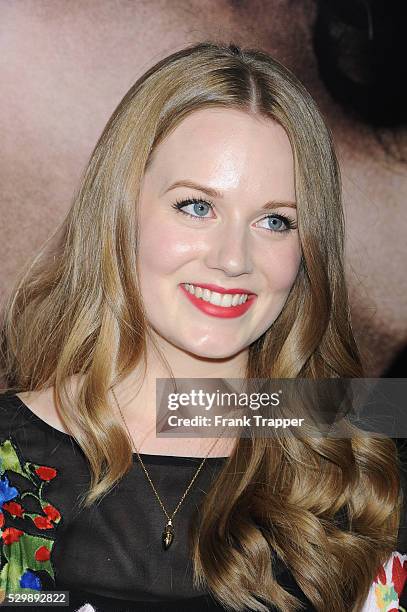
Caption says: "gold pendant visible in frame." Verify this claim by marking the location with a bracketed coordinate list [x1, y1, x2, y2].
[162, 519, 174, 551]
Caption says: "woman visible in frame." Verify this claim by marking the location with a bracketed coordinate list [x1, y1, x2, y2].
[0, 41, 406, 611]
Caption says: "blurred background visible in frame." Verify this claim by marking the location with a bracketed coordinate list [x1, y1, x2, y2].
[0, 0, 406, 377]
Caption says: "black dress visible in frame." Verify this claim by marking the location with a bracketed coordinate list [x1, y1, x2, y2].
[0, 391, 406, 611]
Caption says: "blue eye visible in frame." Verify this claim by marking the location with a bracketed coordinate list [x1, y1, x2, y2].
[260, 217, 288, 232]
[171, 197, 297, 233]
[172, 197, 212, 218]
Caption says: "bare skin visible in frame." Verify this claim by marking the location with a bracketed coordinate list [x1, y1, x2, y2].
[16, 108, 301, 457]
[3, 1, 406, 450]
[1, 1, 405, 377]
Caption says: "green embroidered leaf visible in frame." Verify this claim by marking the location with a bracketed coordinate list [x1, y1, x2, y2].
[0, 440, 28, 478]
[0, 561, 43, 595]
[0, 437, 61, 596]
[0, 557, 22, 591]
[375, 583, 398, 608]
[1, 533, 55, 592]
[383, 585, 397, 603]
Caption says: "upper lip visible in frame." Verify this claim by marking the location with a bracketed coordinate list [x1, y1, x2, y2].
[183, 282, 256, 295]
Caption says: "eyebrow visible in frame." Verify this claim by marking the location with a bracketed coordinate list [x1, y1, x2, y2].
[162, 179, 297, 211]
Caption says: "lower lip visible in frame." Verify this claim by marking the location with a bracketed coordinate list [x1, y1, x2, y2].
[179, 284, 257, 318]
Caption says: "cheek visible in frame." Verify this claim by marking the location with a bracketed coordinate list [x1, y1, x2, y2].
[260, 239, 302, 292]
[137, 218, 198, 276]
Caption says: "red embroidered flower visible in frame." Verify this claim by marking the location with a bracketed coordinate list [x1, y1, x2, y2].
[33, 516, 53, 530]
[374, 563, 387, 584]
[35, 466, 57, 481]
[0, 512, 4, 528]
[2, 501, 24, 517]
[43, 504, 61, 523]
[2, 527, 24, 544]
[391, 555, 407, 597]
[35, 546, 51, 562]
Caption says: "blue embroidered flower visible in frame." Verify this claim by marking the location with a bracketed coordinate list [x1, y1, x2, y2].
[0, 475, 19, 505]
[19, 570, 42, 591]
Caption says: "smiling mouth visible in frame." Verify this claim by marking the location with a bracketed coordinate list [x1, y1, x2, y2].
[182, 283, 254, 308]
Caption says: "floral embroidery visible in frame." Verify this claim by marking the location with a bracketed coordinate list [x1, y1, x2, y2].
[35, 466, 57, 481]
[361, 551, 407, 611]
[35, 546, 51, 562]
[0, 437, 61, 603]
[2, 502, 24, 518]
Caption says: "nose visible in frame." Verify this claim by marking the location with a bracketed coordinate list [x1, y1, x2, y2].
[203, 223, 253, 277]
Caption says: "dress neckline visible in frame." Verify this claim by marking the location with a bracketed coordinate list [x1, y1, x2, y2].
[5, 392, 230, 464]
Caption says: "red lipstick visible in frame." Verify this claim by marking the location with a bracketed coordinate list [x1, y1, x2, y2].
[179, 283, 257, 319]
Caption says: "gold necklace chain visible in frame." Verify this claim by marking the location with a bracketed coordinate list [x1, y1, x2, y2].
[111, 386, 225, 551]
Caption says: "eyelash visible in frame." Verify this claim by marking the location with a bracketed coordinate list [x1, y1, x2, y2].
[171, 197, 297, 233]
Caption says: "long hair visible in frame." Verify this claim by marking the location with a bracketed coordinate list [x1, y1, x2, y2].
[0, 41, 402, 611]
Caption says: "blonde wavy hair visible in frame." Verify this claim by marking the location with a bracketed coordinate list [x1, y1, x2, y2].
[0, 41, 403, 611]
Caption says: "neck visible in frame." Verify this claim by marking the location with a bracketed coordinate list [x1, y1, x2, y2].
[111, 332, 248, 456]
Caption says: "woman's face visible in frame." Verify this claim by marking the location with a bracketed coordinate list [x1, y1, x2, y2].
[136, 108, 302, 359]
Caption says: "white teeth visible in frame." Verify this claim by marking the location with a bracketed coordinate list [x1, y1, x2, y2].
[183, 283, 250, 308]
[209, 292, 222, 306]
[221, 294, 233, 307]
[202, 289, 211, 302]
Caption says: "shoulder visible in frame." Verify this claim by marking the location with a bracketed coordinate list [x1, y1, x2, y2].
[0, 389, 55, 440]
[0, 375, 84, 440]
[0, 391, 27, 439]
[0, 379, 84, 477]
[15, 388, 70, 436]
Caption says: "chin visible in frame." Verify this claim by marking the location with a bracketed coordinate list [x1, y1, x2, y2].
[178, 339, 245, 360]
[191, 348, 236, 360]
[153, 326, 247, 360]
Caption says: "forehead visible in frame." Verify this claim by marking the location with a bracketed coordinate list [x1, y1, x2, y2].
[146, 108, 295, 193]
